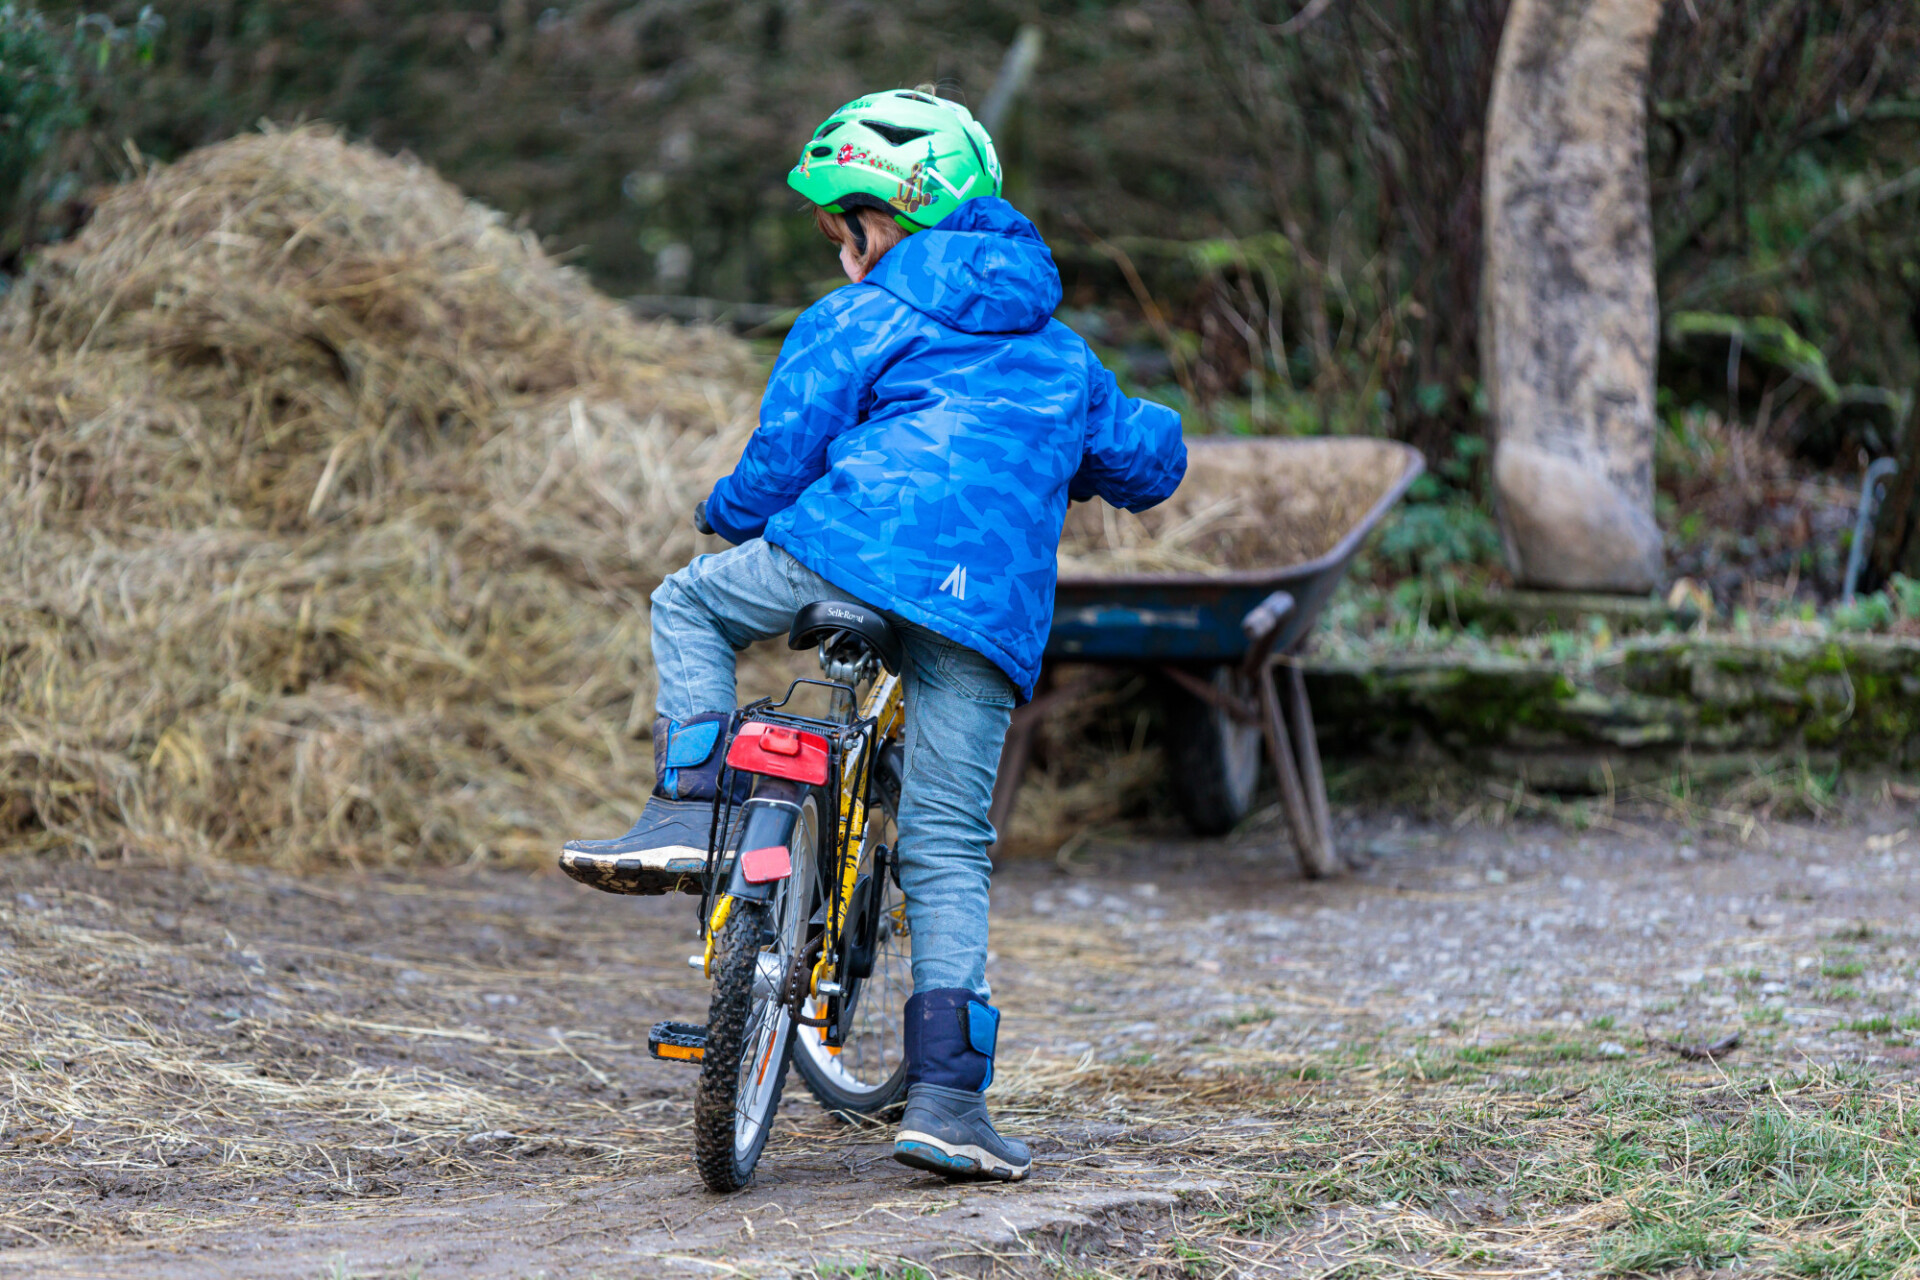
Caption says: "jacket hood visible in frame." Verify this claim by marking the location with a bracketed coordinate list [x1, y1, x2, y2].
[863, 197, 1062, 335]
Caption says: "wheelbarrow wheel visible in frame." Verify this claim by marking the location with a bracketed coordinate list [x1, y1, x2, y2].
[1162, 667, 1262, 836]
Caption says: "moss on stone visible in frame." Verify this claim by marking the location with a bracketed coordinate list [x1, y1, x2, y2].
[1305, 635, 1920, 782]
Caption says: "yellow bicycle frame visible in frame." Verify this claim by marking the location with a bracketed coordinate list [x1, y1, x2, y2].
[813, 671, 905, 994]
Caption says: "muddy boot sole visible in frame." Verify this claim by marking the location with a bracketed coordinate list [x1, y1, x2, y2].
[893, 1130, 1031, 1182]
[557, 847, 713, 896]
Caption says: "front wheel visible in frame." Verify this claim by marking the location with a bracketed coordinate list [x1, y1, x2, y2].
[692, 791, 819, 1192]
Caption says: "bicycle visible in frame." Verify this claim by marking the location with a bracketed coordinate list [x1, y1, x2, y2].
[643, 600, 915, 1192]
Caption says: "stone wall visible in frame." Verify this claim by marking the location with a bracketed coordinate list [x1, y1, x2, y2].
[1306, 636, 1920, 789]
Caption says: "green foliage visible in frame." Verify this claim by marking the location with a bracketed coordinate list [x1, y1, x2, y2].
[1654, 3, 1920, 458]
[0, 4, 159, 261]
[1375, 499, 1502, 579]
[1667, 311, 1842, 403]
[1833, 574, 1920, 633]
[1369, 433, 1503, 579]
[0, 7, 83, 218]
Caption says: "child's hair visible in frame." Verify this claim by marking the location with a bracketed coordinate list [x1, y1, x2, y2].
[811, 204, 910, 276]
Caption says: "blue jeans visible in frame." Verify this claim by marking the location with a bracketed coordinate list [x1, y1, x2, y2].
[650, 539, 1013, 997]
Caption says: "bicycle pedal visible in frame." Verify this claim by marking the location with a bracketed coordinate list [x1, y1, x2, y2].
[648, 1028, 710, 1066]
[649, 1020, 707, 1065]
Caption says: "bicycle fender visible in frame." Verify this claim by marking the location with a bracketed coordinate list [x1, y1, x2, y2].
[724, 777, 808, 902]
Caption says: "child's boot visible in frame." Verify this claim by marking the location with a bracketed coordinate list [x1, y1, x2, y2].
[559, 712, 735, 895]
[893, 989, 1031, 1182]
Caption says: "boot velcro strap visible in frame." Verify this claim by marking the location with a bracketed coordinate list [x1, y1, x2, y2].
[963, 999, 999, 1090]
[663, 719, 722, 767]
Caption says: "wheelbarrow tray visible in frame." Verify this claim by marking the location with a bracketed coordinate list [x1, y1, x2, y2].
[989, 436, 1423, 878]
[1047, 437, 1425, 663]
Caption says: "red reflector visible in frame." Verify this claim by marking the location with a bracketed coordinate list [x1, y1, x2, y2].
[726, 721, 830, 785]
[740, 845, 791, 883]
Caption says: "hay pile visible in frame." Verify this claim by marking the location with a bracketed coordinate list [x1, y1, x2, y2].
[0, 126, 766, 867]
[1058, 437, 1410, 578]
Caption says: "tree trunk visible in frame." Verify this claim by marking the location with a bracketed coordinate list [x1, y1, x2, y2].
[1482, 0, 1666, 594]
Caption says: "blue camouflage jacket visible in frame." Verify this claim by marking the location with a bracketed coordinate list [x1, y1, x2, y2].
[703, 197, 1186, 701]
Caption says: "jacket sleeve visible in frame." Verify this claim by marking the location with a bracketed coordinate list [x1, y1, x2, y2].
[1068, 356, 1187, 512]
[703, 293, 882, 544]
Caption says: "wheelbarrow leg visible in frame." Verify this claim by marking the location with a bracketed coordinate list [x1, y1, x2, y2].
[1283, 661, 1341, 877]
[987, 702, 1042, 857]
[1255, 659, 1323, 878]
[987, 670, 1094, 857]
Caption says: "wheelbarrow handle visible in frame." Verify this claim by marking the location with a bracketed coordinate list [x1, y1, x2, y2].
[1239, 590, 1296, 677]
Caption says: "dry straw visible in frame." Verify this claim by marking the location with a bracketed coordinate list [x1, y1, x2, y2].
[1058, 437, 1405, 579]
[0, 125, 770, 869]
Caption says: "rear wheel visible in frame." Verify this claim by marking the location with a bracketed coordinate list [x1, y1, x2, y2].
[1163, 667, 1262, 836]
[692, 790, 820, 1192]
[793, 799, 911, 1120]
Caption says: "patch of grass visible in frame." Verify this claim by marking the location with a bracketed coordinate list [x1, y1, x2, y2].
[316, 1263, 423, 1280]
[1843, 1016, 1895, 1035]
[1822, 960, 1866, 980]
[1170, 1239, 1219, 1278]
[1783, 1240, 1902, 1279]
[1589, 1014, 1617, 1031]
[1199, 1063, 1918, 1277]
[1597, 1193, 1748, 1274]
[1034, 1050, 1918, 1280]
[1746, 1004, 1787, 1024]
[1827, 984, 1864, 1001]
[1444, 1235, 1497, 1262]
[1456, 1042, 1513, 1064]
[821, 1264, 933, 1280]
[1591, 1126, 1659, 1192]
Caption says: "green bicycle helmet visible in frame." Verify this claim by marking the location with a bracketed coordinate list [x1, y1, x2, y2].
[788, 89, 1003, 233]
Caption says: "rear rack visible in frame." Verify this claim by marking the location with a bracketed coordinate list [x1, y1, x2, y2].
[697, 677, 881, 1048]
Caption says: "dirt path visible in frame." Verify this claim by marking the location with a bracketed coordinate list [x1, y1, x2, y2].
[1, 806, 1915, 1277]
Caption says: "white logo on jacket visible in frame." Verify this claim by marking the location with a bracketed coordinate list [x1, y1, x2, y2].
[939, 564, 968, 600]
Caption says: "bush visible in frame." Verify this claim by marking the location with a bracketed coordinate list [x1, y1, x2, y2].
[0, 6, 83, 245]
[0, 5, 159, 264]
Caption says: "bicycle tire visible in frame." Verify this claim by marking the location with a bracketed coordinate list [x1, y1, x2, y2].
[793, 804, 911, 1122]
[692, 790, 819, 1192]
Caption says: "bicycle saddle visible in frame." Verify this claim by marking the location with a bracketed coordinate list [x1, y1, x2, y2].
[788, 600, 903, 675]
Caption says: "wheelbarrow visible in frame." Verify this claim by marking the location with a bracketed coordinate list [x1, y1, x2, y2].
[989, 436, 1424, 876]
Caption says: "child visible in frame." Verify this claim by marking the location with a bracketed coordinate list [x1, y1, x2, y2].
[562, 89, 1185, 1181]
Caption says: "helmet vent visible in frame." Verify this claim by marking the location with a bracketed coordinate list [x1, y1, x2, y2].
[810, 146, 833, 158]
[862, 121, 932, 147]
[896, 92, 938, 105]
[815, 121, 844, 138]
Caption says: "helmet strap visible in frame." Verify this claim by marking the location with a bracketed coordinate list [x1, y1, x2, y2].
[842, 211, 869, 258]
